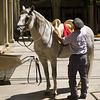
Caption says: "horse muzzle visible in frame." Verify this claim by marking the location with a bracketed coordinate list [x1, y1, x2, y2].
[15, 28, 21, 41]
[15, 26, 24, 40]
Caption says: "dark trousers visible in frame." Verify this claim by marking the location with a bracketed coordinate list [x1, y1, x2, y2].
[68, 54, 88, 96]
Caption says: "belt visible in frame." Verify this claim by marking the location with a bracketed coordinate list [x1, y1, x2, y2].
[71, 53, 87, 56]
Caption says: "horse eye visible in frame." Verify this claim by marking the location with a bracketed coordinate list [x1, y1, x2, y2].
[26, 16, 29, 20]
[25, 16, 29, 22]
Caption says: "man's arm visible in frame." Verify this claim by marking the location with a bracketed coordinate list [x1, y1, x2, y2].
[53, 29, 64, 44]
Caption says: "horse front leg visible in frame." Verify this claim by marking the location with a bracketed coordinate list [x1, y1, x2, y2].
[39, 58, 51, 94]
[51, 59, 57, 97]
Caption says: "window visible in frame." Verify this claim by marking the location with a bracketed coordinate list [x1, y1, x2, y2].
[61, 7, 88, 24]
[36, 7, 52, 21]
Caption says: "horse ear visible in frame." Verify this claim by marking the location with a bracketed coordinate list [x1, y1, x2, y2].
[22, 5, 25, 10]
[30, 5, 35, 13]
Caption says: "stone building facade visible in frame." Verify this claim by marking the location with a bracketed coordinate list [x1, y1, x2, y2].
[20, 0, 99, 34]
[0, 0, 19, 46]
[0, 0, 100, 47]
[0, 0, 100, 84]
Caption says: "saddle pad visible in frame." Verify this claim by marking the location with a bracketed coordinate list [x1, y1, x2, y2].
[63, 24, 71, 37]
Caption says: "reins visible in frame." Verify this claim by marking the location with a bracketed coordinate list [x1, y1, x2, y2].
[33, 24, 46, 43]
[33, 31, 45, 43]
[22, 35, 34, 52]
[17, 23, 46, 52]
[16, 36, 33, 47]
[16, 12, 45, 85]
[17, 13, 46, 45]
[16, 12, 48, 85]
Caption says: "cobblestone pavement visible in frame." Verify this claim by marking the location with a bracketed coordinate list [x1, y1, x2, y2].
[0, 38, 100, 100]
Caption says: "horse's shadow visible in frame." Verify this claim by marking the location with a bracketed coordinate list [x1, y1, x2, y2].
[6, 88, 70, 100]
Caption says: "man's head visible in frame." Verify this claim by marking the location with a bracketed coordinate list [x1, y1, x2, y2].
[73, 18, 84, 30]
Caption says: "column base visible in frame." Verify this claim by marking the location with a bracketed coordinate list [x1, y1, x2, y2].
[5, 43, 9, 47]
[10, 39, 15, 43]
[0, 80, 11, 85]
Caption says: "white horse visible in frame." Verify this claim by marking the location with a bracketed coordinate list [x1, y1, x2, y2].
[17, 5, 94, 96]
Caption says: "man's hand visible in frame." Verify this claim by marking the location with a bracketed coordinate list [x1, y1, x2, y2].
[53, 29, 59, 36]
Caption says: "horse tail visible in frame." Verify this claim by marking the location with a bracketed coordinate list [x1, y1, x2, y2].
[81, 25, 94, 84]
[87, 44, 94, 81]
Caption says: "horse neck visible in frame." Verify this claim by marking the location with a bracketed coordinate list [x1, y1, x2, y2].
[30, 11, 53, 42]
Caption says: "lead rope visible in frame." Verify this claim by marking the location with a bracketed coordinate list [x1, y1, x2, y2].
[21, 56, 42, 85]
[35, 58, 42, 85]
[22, 36, 34, 52]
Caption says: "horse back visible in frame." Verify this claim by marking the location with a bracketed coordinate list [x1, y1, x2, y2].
[84, 25, 94, 49]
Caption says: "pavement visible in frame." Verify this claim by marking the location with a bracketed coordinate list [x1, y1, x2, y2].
[0, 38, 100, 100]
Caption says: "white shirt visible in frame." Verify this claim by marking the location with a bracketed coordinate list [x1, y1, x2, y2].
[62, 27, 87, 55]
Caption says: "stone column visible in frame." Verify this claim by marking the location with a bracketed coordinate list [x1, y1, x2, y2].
[17, 0, 20, 21]
[50, 0, 61, 19]
[88, 0, 98, 35]
[8, 0, 14, 43]
[13, 0, 18, 35]
[3, 0, 9, 47]
[0, 0, 4, 45]
[88, 0, 94, 30]
[93, 0, 98, 35]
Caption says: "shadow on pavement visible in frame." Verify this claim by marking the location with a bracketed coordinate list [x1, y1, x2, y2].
[90, 91, 100, 100]
[6, 88, 70, 100]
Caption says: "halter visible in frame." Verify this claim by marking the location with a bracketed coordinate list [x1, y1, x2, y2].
[18, 11, 46, 43]
[24, 15, 33, 32]
[17, 16, 33, 32]
[17, 11, 47, 52]
[23, 15, 46, 43]
[25, 15, 46, 43]
[17, 12, 34, 51]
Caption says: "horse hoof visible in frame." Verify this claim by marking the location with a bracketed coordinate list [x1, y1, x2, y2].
[78, 84, 81, 88]
[87, 84, 89, 89]
[51, 93, 57, 98]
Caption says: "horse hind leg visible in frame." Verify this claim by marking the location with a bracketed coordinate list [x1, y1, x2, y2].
[39, 58, 51, 95]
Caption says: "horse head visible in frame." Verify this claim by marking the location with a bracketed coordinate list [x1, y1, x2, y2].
[16, 5, 35, 38]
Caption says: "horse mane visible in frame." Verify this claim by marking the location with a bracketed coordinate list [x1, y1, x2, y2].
[34, 10, 51, 28]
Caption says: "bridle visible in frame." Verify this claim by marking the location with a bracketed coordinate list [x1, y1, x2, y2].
[17, 11, 46, 51]
[16, 10, 42, 84]
[22, 13, 46, 43]
[17, 14, 33, 33]
[16, 13, 34, 51]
